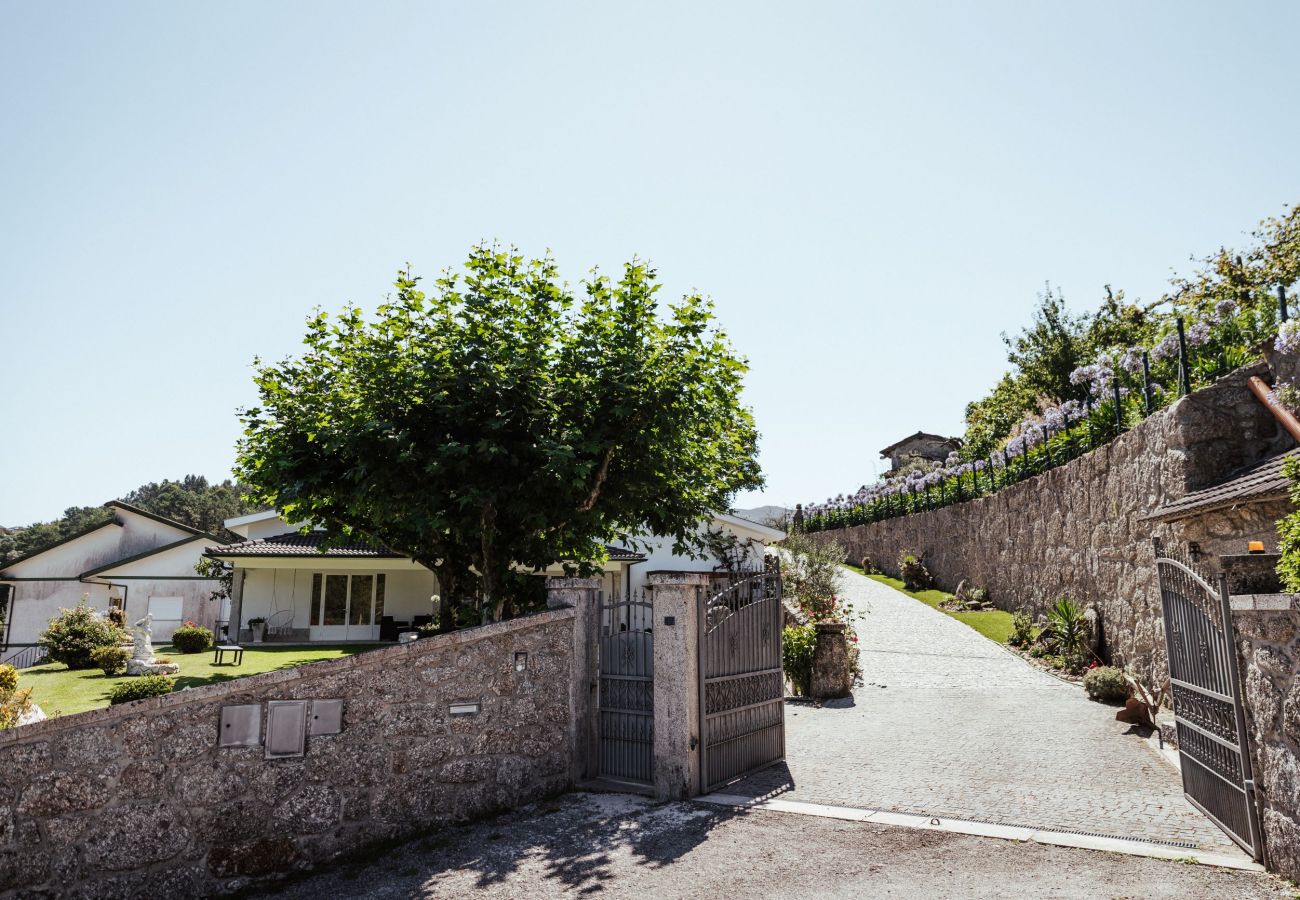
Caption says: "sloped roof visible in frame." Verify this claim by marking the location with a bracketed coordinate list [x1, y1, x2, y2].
[207, 532, 646, 563]
[878, 431, 962, 457]
[206, 532, 403, 559]
[1147, 451, 1296, 523]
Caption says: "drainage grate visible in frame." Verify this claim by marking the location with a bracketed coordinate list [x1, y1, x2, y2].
[922, 812, 1200, 850]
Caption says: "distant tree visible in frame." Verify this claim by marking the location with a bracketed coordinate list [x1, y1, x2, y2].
[0, 477, 260, 565]
[960, 373, 1037, 460]
[235, 245, 763, 626]
[1001, 285, 1089, 405]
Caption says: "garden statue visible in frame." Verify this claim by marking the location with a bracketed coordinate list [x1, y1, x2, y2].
[125, 612, 179, 677]
[131, 613, 154, 661]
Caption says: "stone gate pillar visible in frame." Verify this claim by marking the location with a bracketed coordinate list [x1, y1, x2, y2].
[646, 571, 710, 800]
[546, 577, 601, 785]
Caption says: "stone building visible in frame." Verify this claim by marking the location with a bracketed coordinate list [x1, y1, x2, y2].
[879, 431, 963, 477]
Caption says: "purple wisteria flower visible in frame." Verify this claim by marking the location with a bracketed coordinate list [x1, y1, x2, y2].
[1214, 299, 1238, 321]
[1119, 346, 1145, 376]
[1276, 320, 1300, 355]
[1150, 332, 1181, 362]
[1069, 362, 1114, 398]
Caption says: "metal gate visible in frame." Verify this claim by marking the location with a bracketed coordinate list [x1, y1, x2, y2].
[597, 591, 654, 785]
[1154, 541, 1262, 859]
[698, 564, 786, 793]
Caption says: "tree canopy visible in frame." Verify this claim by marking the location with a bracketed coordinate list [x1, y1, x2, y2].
[962, 203, 1299, 457]
[235, 245, 763, 624]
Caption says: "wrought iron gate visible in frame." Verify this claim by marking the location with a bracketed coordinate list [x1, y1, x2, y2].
[698, 564, 786, 793]
[597, 591, 654, 785]
[1154, 541, 1262, 859]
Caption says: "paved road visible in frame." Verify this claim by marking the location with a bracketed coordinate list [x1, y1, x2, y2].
[261, 793, 1289, 899]
[723, 567, 1243, 854]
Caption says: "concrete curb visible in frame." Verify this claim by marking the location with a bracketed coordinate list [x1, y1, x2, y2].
[697, 793, 1263, 872]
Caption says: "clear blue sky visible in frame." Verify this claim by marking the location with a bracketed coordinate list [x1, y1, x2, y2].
[2, 2, 1298, 524]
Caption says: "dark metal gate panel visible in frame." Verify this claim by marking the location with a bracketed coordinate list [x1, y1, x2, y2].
[1154, 541, 1262, 859]
[698, 565, 785, 793]
[597, 591, 654, 785]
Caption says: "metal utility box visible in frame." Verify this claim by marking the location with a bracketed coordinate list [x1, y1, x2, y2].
[218, 704, 263, 748]
[264, 700, 309, 759]
[309, 699, 344, 735]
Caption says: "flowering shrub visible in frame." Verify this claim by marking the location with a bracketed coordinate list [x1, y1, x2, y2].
[171, 622, 213, 654]
[782, 623, 817, 697]
[90, 645, 129, 676]
[799, 289, 1291, 535]
[0, 664, 32, 730]
[39, 601, 128, 670]
[1083, 665, 1128, 703]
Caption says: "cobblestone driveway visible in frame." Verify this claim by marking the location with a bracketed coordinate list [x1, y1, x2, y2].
[723, 567, 1244, 855]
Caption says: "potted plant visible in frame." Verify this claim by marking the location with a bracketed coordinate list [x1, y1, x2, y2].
[248, 617, 266, 644]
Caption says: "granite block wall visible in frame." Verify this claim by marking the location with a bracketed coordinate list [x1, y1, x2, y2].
[1232, 598, 1300, 881]
[810, 361, 1291, 687]
[0, 608, 576, 897]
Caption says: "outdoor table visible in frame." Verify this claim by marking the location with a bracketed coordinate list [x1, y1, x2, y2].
[213, 645, 245, 666]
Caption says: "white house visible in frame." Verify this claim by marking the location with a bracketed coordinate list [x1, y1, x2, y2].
[207, 510, 784, 644]
[0, 502, 224, 652]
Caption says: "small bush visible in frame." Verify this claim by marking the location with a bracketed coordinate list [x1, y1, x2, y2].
[0, 663, 31, 730]
[969, 586, 989, 603]
[1046, 597, 1090, 669]
[1008, 611, 1035, 647]
[39, 603, 128, 670]
[0, 664, 16, 694]
[171, 623, 213, 654]
[416, 623, 442, 639]
[107, 607, 126, 629]
[898, 551, 932, 592]
[859, 555, 879, 575]
[783, 623, 817, 697]
[1084, 665, 1129, 703]
[108, 675, 175, 705]
[90, 645, 129, 676]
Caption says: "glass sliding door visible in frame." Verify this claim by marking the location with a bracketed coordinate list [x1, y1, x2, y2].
[347, 575, 375, 640]
[308, 573, 382, 641]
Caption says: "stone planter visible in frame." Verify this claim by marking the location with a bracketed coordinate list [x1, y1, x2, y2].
[811, 622, 852, 700]
[250, 622, 266, 644]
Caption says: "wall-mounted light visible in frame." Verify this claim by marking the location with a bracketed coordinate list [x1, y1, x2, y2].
[449, 702, 480, 717]
[514, 652, 527, 672]
[1248, 541, 1266, 554]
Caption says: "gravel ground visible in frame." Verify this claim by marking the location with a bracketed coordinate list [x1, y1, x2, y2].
[259, 792, 1294, 899]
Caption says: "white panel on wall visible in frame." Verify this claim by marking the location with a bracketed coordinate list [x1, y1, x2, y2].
[148, 596, 184, 620]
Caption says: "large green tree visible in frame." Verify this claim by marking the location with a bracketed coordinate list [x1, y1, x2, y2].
[235, 246, 763, 625]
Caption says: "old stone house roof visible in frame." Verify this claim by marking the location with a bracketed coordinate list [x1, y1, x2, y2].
[878, 431, 962, 458]
[1147, 451, 1297, 523]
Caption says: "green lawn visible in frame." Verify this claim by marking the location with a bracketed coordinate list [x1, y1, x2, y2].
[18, 644, 375, 717]
[846, 565, 1017, 645]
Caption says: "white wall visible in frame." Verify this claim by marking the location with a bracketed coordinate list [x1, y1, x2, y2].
[1, 510, 208, 647]
[239, 567, 439, 630]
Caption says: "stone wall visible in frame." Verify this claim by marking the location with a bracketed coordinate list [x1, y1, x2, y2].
[812, 362, 1292, 686]
[1232, 597, 1300, 881]
[0, 608, 577, 898]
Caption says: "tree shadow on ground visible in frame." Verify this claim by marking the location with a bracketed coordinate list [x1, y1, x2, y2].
[325, 793, 753, 897]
